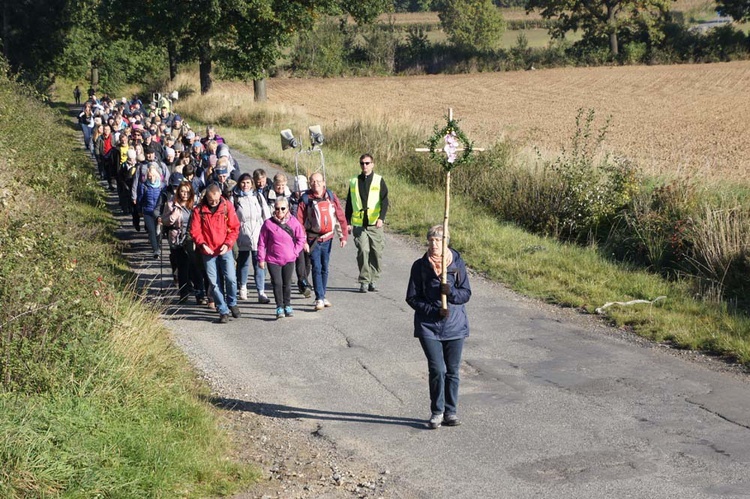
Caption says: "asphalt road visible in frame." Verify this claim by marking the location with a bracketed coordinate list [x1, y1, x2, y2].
[117, 146, 750, 498]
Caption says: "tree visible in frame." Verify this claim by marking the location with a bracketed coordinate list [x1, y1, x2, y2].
[217, 0, 389, 101]
[717, 0, 750, 21]
[0, 0, 72, 89]
[437, 0, 506, 52]
[526, 0, 673, 57]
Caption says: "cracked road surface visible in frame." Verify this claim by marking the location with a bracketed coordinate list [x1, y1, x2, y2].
[129, 150, 750, 498]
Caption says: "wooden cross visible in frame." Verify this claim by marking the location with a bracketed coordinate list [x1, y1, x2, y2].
[415, 108, 484, 312]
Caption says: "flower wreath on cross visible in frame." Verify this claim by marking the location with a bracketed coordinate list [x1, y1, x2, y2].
[427, 116, 474, 172]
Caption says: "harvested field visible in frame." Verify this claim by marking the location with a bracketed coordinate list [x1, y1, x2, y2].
[267, 61, 750, 184]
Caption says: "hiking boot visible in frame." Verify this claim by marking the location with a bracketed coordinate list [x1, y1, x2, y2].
[299, 280, 312, 298]
[230, 305, 241, 319]
[275, 307, 285, 319]
[358, 283, 368, 293]
[218, 313, 229, 324]
[314, 299, 325, 311]
[258, 293, 270, 304]
[444, 414, 461, 427]
[239, 286, 248, 300]
[323, 298, 332, 307]
[368, 283, 378, 292]
[428, 413, 443, 429]
[284, 306, 294, 317]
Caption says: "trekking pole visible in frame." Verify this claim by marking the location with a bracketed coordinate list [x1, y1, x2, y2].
[158, 223, 165, 295]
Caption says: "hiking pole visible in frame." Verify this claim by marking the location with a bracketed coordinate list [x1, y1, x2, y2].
[158, 222, 165, 296]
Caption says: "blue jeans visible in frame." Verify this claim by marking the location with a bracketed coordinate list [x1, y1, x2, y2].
[203, 251, 237, 315]
[237, 250, 266, 294]
[81, 124, 93, 150]
[309, 238, 332, 300]
[237, 250, 251, 287]
[252, 250, 265, 294]
[419, 337, 464, 417]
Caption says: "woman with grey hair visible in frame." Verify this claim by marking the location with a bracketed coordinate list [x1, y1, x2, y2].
[406, 224, 472, 429]
[136, 164, 166, 259]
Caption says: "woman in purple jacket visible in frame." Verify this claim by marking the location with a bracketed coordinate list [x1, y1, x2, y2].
[258, 197, 306, 319]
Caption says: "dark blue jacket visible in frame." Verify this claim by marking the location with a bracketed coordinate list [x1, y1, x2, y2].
[406, 249, 471, 340]
[137, 182, 164, 215]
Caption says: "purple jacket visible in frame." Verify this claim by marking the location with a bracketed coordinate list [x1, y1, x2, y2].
[257, 215, 305, 266]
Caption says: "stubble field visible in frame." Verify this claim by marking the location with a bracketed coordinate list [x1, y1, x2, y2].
[265, 61, 750, 185]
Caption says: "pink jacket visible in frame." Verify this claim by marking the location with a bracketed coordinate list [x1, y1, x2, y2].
[257, 215, 306, 266]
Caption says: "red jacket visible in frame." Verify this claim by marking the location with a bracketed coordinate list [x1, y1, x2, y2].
[190, 197, 240, 255]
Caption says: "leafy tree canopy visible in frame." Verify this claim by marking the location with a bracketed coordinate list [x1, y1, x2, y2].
[717, 0, 750, 21]
[525, 0, 674, 56]
[437, 0, 506, 52]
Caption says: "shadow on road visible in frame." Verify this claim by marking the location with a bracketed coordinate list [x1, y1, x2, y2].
[207, 396, 427, 429]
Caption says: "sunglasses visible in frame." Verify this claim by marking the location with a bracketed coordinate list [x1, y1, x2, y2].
[360, 161, 372, 166]
[274, 207, 287, 212]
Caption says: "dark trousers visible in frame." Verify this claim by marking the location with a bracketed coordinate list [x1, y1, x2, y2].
[295, 250, 310, 289]
[267, 262, 294, 308]
[172, 246, 205, 299]
[419, 337, 464, 417]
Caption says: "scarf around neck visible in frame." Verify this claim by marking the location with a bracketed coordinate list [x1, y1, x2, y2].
[428, 249, 453, 277]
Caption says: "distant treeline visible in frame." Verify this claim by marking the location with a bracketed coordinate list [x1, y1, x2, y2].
[377, 18, 558, 31]
[286, 18, 750, 77]
[393, 0, 526, 11]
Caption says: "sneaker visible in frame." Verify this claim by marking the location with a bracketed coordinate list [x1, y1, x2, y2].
[258, 293, 270, 304]
[358, 283, 368, 293]
[303, 286, 312, 298]
[284, 306, 294, 317]
[276, 307, 285, 319]
[153, 252, 160, 260]
[197, 296, 208, 305]
[428, 413, 443, 429]
[314, 299, 325, 311]
[208, 301, 216, 311]
[218, 314, 229, 324]
[323, 298, 332, 307]
[444, 414, 461, 427]
[368, 283, 378, 292]
[230, 305, 241, 319]
[239, 286, 248, 300]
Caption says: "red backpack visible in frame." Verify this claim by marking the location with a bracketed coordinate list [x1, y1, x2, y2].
[301, 189, 334, 235]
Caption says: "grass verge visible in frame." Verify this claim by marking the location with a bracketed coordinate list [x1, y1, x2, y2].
[176, 94, 750, 367]
[0, 73, 257, 495]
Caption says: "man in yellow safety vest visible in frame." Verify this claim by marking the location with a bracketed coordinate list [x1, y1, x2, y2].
[346, 153, 389, 293]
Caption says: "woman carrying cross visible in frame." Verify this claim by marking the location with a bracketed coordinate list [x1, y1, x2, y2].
[407, 111, 476, 429]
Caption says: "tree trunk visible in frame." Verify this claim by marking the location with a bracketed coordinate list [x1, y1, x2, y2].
[167, 40, 178, 81]
[91, 66, 99, 90]
[253, 78, 267, 102]
[607, 5, 619, 57]
[2, 0, 9, 59]
[199, 43, 212, 95]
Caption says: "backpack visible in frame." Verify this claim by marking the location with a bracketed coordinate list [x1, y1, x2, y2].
[301, 189, 334, 235]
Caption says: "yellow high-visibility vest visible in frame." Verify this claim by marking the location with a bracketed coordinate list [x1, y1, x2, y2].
[349, 173, 382, 227]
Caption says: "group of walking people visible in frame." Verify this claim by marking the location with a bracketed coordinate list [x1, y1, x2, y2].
[76, 91, 473, 428]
